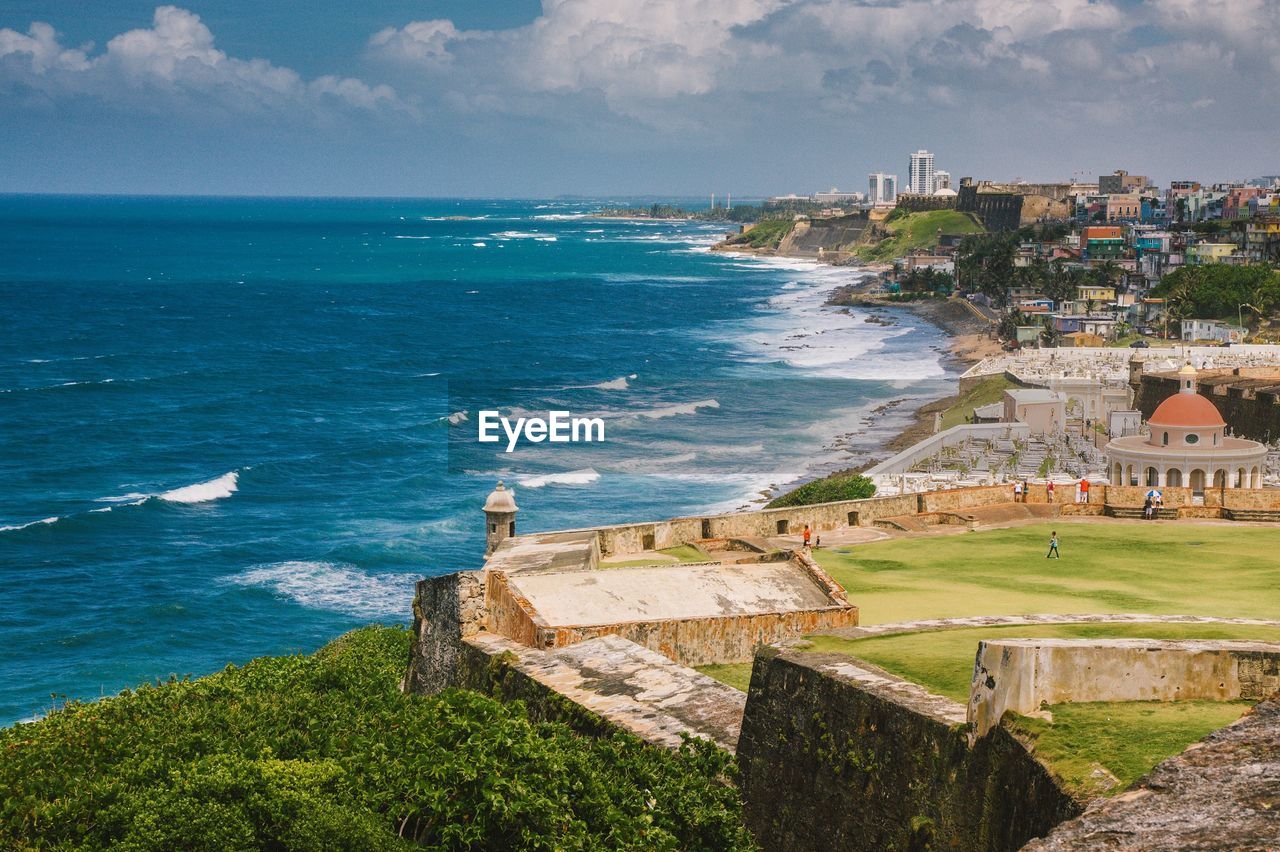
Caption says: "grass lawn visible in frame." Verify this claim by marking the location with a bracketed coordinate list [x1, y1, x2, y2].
[1009, 701, 1249, 797]
[815, 522, 1280, 625]
[939, 374, 1018, 430]
[603, 544, 709, 568]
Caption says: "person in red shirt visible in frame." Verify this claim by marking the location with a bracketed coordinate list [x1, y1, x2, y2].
[1080, 478, 1090, 504]
[802, 524, 812, 548]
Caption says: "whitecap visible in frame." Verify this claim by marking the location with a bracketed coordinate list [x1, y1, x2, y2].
[471, 242, 487, 248]
[517, 468, 600, 488]
[633, 399, 720, 419]
[157, 471, 239, 504]
[0, 516, 60, 532]
[393, 235, 432, 240]
[225, 561, 416, 619]
[445, 410, 468, 425]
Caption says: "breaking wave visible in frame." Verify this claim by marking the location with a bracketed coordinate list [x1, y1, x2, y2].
[517, 468, 600, 488]
[225, 561, 416, 619]
[157, 471, 240, 504]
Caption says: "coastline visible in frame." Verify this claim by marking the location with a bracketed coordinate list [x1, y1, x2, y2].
[713, 243, 999, 503]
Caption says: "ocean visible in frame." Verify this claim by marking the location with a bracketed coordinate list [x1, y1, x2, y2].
[0, 196, 953, 724]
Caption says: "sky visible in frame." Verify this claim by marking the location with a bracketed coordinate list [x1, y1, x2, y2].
[0, 0, 1277, 197]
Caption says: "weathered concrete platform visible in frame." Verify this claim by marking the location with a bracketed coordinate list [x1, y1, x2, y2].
[465, 632, 746, 751]
[1024, 697, 1280, 851]
[507, 561, 837, 626]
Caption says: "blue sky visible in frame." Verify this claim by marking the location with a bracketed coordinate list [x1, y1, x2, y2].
[1, 1, 1277, 197]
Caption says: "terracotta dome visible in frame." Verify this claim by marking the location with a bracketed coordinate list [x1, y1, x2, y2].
[1148, 392, 1226, 428]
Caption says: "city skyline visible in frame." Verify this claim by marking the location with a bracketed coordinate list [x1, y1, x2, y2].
[0, 1, 1278, 197]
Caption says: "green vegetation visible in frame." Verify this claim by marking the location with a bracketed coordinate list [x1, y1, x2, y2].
[1150, 264, 1280, 328]
[0, 627, 754, 851]
[856, 210, 984, 262]
[939, 374, 1018, 430]
[766, 473, 875, 509]
[725, 218, 797, 249]
[815, 522, 1280, 625]
[605, 544, 711, 568]
[1009, 701, 1249, 797]
[694, 664, 754, 693]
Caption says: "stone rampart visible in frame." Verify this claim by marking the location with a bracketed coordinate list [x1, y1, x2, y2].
[970, 638, 1280, 736]
[737, 649, 1080, 851]
[402, 571, 486, 695]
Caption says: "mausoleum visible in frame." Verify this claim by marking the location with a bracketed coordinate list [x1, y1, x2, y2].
[1105, 364, 1267, 489]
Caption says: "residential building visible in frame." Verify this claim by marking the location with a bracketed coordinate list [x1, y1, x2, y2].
[1080, 225, 1124, 259]
[1223, 187, 1264, 220]
[1243, 217, 1280, 262]
[868, 172, 897, 204]
[933, 170, 951, 192]
[908, 150, 934, 195]
[1105, 193, 1141, 222]
[1186, 242, 1237, 265]
[1076, 285, 1116, 305]
[1099, 169, 1149, 194]
[1181, 319, 1246, 344]
[1052, 315, 1119, 339]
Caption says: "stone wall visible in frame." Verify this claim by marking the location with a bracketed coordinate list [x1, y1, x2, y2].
[592, 492, 920, 556]
[402, 571, 486, 695]
[737, 650, 1081, 851]
[1136, 372, 1280, 443]
[970, 638, 1280, 736]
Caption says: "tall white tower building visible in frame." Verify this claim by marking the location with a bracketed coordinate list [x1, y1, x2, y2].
[868, 173, 898, 204]
[908, 150, 934, 195]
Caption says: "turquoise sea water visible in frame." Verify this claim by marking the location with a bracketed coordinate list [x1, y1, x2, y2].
[0, 196, 953, 724]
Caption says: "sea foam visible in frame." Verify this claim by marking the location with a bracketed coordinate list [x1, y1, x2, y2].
[158, 471, 239, 504]
[226, 561, 416, 619]
[517, 468, 600, 488]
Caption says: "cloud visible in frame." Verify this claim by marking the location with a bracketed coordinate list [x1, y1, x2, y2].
[0, 6, 412, 119]
[367, 0, 1280, 131]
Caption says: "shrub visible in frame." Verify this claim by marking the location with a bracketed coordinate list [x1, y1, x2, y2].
[766, 473, 876, 508]
[0, 627, 755, 850]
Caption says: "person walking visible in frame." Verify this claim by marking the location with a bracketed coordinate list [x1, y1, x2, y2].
[1046, 530, 1060, 558]
[802, 524, 812, 549]
[1046, 480, 1055, 502]
[1013, 480, 1024, 503]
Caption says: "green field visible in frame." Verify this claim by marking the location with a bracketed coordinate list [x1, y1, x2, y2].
[696, 522, 1280, 796]
[856, 210, 985, 262]
[816, 522, 1280, 625]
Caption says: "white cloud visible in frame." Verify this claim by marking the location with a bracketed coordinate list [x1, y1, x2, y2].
[0, 6, 411, 119]
[368, 0, 1280, 129]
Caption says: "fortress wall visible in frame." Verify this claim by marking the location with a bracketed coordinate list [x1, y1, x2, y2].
[484, 571, 543, 647]
[737, 650, 1080, 851]
[920, 484, 1013, 512]
[970, 639, 1280, 737]
[403, 571, 486, 695]
[593, 493, 919, 555]
[541, 605, 859, 667]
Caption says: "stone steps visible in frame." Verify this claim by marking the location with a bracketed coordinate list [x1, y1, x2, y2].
[1105, 506, 1178, 520]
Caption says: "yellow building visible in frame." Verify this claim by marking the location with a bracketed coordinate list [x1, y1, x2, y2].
[1187, 242, 1237, 265]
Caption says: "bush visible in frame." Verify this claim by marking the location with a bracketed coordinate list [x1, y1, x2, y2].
[0, 627, 755, 850]
[766, 473, 876, 508]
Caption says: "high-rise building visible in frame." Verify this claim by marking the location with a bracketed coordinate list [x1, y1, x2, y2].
[868, 172, 898, 204]
[908, 150, 934, 195]
[933, 170, 951, 192]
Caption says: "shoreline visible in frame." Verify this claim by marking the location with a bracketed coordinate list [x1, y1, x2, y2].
[714, 244, 999, 504]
